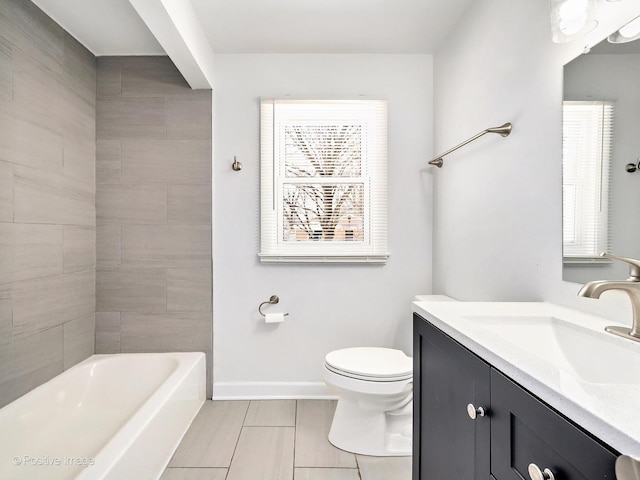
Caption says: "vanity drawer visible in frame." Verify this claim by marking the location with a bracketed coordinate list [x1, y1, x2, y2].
[491, 369, 617, 480]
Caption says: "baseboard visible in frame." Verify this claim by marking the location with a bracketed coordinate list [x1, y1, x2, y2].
[212, 381, 337, 400]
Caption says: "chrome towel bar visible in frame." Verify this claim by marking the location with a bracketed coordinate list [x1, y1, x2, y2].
[429, 122, 513, 168]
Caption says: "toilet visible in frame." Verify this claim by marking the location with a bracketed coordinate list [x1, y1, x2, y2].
[323, 347, 413, 456]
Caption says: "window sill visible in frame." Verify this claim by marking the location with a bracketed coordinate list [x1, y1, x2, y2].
[563, 257, 613, 266]
[258, 253, 389, 264]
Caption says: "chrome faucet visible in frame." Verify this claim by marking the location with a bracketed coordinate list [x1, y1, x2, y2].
[578, 252, 640, 342]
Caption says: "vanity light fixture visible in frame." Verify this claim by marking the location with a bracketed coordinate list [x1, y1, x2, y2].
[608, 15, 640, 43]
[550, 0, 598, 43]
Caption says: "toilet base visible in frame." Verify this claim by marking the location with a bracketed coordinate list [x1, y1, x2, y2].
[328, 396, 412, 456]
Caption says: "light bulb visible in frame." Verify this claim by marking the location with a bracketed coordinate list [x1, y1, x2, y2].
[550, 0, 597, 43]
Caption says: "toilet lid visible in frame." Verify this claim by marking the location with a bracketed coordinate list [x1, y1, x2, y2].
[325, 347, 412, 380]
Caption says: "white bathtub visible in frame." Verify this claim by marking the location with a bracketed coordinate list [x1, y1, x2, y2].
[0, 352, 205, 480]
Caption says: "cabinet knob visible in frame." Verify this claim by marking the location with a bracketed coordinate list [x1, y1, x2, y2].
[466, 403, 486, 420]
[528, 463, 555, 480]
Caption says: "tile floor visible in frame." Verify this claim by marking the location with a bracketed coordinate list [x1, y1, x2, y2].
[161, 400, 412, 480]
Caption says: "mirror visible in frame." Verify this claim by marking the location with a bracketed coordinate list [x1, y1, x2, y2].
[562, 29, 640, 283]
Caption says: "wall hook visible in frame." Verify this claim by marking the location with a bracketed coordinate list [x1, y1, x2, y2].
[232, 156, 243, 171]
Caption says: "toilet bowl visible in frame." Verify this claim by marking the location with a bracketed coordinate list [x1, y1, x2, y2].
[323, 347, 413, 456]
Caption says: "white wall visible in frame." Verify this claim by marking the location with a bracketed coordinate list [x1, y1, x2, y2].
[432, 0, 640, 319]
[213, 54, 433, 398]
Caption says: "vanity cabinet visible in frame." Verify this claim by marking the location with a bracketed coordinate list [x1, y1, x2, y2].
[413, 313, 618, 480]
[413, 315, 491, 480]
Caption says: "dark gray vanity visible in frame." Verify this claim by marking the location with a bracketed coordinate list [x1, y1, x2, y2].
[413, 312, 620, 480]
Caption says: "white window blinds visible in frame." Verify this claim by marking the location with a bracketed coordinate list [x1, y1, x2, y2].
[260, 99, 388, 263]
[562, 101, 613, 261]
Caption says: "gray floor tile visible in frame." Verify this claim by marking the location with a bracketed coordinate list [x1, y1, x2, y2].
[226, 427, 294, 480]
[161, 468, 228, 480]
[244, 400, 296, 427]
[163, 400, 413, 479]
[357, 455, 412, 480]
[294, 468, 360, 480]
[295, 400, 357, 468]
[170, 400, 249, 468]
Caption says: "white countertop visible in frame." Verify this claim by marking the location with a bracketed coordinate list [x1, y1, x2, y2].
[413, 300, 640, 457]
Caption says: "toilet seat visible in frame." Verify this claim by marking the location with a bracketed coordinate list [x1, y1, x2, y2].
[324, 347, 412, 382]
[324, 363, 412, 382]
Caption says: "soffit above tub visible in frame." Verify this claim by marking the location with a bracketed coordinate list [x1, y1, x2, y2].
[30, 0, 472, 55]
[30, 0, 165, 56]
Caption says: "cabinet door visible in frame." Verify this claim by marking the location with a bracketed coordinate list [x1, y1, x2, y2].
[491, 369, 617, 480]
[413, 314, 491, 480]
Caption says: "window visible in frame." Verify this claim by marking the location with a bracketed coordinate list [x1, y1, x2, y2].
[562, 101, 613, 262]
[259, 99, 388, 263]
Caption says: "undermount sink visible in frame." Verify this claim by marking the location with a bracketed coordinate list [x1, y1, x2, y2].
[464, 314, 640, 385]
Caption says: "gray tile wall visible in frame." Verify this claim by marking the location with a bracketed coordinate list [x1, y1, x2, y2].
[0, 0, 96, 407]
[95, 56, 213, 396]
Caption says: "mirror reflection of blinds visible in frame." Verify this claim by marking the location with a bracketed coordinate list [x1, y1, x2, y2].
[562, 101, 613, 261]
[260, 99, 388, 263]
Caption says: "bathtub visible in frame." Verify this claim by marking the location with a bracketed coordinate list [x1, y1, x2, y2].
[0, 352, 205, 480]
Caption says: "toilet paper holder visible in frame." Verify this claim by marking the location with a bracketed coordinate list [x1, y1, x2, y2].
[258, 295, 289, 317]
